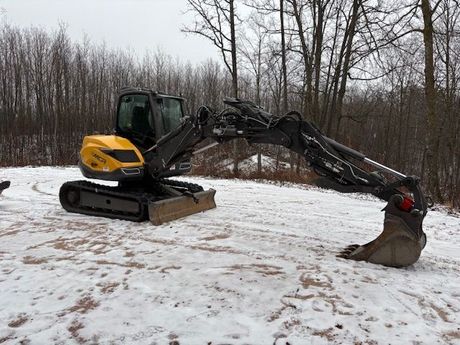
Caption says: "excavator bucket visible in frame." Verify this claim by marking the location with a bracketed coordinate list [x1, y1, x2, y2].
[149, 189, 217, 225]
[338, 195, 426, 268]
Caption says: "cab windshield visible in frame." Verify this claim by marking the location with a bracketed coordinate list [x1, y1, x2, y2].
[117, 94, 154, 137]
[116, 94, 156, 148]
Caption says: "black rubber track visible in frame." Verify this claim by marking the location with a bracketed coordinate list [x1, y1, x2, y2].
[59, 181, 150, 221]
[59, 179, 205, 222]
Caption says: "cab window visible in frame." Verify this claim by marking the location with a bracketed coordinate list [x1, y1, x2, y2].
[161, 98, 183, 133]
[118, 94, 155, 138]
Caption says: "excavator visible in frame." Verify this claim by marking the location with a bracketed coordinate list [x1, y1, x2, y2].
[60, 87, 428, 268]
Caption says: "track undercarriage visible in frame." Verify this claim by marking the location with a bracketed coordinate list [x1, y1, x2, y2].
[59, 179, 216, 224]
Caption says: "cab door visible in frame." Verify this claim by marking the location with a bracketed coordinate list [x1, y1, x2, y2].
[116, 93, 156, 149]
[155, 97, 185, 136]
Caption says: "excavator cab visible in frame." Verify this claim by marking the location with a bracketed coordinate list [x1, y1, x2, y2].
[115, 89, 185, 148]
[114, 89, 192, 178]
[77, 89, 192, 182]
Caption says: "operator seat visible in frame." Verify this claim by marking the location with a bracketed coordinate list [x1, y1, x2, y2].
[130, 105, 155, 148]
[131, 106, 152, 136]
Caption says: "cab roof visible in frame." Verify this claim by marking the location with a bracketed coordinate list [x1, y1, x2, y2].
[119, 87, 185, 101]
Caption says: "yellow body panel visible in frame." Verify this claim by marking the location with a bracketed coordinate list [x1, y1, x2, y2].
[80, 135, 144, 173]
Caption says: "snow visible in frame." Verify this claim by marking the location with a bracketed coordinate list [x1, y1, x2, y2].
[221, 154, 291, 172]
[0, 166, 459, 344]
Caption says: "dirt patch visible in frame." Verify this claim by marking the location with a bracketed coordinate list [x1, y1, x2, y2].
[430, 303, 451, 323]
[54, 256, 77, 262]
[59, 295, 100, 316]
[160, 266, 182, 273]
[228, 263, 284, 276]
[268, 309, 284, 322]
[2, 268, 16, 275]
[190, 244, 242, 255]
[310, 291, 353, 315]
[268, 298, 298, 322]
[95, 259, 145, 269]
[443, 330, 460, 341]
[312, 327, 335, 341]
[284, 293, 315, 300]
[283, 318, 301, 330]
[27, 238, 60, 250]
[365, 316, 378, 322]
[299, 273, 332, 290]
[54, 238, 95, 252]
[54, 240, 77, 251]
[360, 276, 377, 284]
[0, 222, 28, 238]
[401, 291, 452, 323]
[8, 314, 28, 328]
[89, 241, 110, 254]
[353, 340, 378, 345]
[68, 319, 85, 344]
[22, 256, 48, 265]
[0, 336, 13, 344]
[97, 282, 120, 294]
[0, 229, 21, 238]
[201, 233, 231, 241]
[143, 237, 177, 246]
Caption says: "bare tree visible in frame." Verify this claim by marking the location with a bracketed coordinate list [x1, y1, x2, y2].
[183, 0, 240, 173]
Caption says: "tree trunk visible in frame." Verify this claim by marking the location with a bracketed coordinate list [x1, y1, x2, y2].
[230, 0, 239, 175]
[280, 0, 288, 114]
[334, 0, 360, 139]
[421, 0, 442, 200]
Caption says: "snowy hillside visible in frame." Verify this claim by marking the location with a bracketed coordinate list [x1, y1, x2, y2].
[0, 167, 459, 344]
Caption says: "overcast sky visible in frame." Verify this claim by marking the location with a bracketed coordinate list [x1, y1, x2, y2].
[0, 0, 220, 64]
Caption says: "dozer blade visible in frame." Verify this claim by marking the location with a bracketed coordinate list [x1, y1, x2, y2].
[338, 195, 426, 268]
[149, 189, 217, 225]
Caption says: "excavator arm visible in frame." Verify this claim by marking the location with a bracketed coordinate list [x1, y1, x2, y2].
[143, 98, 427, 267]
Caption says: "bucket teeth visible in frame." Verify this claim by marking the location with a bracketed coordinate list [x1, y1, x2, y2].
[148, 189, 217, 225]
[338, 195, 426, 268]
[337, 244, 361, 259]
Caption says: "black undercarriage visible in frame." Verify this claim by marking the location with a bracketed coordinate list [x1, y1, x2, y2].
[59, 179, 204, 222]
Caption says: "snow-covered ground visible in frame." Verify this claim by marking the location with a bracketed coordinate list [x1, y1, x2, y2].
[0, 167, 459, 345]
[221, 154, 291, 173]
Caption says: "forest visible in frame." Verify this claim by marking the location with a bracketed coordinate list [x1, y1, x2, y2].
[0, 0, 459, 207]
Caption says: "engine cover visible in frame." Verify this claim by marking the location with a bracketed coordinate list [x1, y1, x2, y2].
[79, 135, 145, 181]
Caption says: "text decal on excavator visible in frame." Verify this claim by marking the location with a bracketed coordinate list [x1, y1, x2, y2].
[92, 153, 106, 164]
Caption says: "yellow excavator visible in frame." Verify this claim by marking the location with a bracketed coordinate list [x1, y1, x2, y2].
[60, 87, 428, 268]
